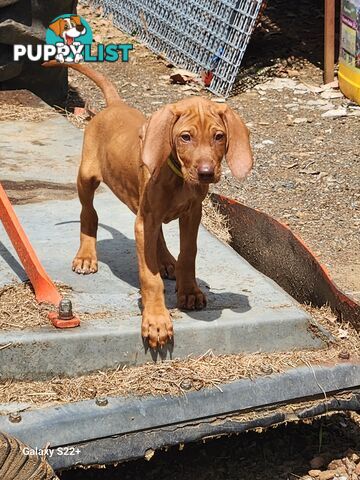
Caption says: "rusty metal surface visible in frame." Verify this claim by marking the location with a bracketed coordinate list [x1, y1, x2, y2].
[210, 193, 360, 330]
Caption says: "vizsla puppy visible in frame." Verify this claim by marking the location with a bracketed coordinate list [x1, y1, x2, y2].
[44, 62, 253, 348]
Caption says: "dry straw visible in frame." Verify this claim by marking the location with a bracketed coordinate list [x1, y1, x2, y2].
[0, 288, 358, 408]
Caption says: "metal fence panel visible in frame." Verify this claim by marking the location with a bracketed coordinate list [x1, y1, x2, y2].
[87, 0, 263, 96]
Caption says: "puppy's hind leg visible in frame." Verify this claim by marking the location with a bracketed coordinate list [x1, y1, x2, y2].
[72, 170, 100, 275]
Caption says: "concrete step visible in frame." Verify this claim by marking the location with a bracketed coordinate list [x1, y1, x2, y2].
[0, 191, 328, 379]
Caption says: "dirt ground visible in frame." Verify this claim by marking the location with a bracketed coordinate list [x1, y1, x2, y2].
[59, 1, 359, 302]
[59, 413, 360, 480]
[0, 0, 359, 478]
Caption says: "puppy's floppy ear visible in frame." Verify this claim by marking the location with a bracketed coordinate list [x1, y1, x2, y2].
[218, 105, 253, 180]
[140, 105, 177, 178]
[48, 19, 63, 37]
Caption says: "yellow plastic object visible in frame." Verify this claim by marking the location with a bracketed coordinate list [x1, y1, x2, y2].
[338, 0, 360, 104]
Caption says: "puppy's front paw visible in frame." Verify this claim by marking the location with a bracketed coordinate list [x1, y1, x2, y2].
[141, 310, 173, 349]
[72, 255, 98, 275]
[177, 285, 207, 310]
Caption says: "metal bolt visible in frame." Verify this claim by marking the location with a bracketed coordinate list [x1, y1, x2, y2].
[180, 379, 192, 391]
[9, 412, 22, 423]
[95, 397, 108, 407]
[338, 350, 350, 360]
[58, 299, 74, 320]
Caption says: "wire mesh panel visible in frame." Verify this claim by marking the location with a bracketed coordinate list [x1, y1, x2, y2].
[88, 0, 263, 97]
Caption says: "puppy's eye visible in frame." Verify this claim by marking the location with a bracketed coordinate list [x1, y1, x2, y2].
[64, 24, 69, 30]
[180, 133, 191, 142]
[214, 132, 225, 141]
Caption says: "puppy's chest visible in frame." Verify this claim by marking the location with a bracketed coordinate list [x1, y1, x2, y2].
[161, 191, 206, 223]
[162, 203, 193, 223]
[144, 181, 207, 222]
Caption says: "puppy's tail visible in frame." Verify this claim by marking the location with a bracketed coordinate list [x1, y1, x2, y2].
[42, 60, 121, 107]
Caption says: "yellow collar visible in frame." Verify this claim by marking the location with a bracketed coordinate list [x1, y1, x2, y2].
[167, 155, 183, 178]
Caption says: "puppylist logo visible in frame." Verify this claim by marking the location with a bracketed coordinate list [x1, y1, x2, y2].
[13, 14, 132, 64]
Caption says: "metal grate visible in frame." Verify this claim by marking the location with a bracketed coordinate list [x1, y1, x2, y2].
[87, 0, 264, 97]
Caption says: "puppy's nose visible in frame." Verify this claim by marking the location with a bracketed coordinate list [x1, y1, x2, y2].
[76, 24, 84, 32]
[197, 164, 215, 183]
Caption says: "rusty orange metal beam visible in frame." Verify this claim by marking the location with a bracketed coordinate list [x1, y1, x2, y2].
[210, 193, 360, 332]
[0, 182, 61, 305]
[324, 0, 336, 84]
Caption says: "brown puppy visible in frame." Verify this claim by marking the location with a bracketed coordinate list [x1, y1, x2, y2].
[44, 62, 253, 348]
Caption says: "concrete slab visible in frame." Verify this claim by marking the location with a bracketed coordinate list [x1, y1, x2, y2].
[0, 117, 82, 184]
[0, 190, 326, 379]
[0, 105, 326, 379]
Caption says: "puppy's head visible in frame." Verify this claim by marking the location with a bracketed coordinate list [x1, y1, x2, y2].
[49, 16, 86, 44]
[140, 97, 253, 184]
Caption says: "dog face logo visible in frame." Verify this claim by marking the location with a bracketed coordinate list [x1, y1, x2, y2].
[49, 16, 86, 46]
[46, 14, 93, 63]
